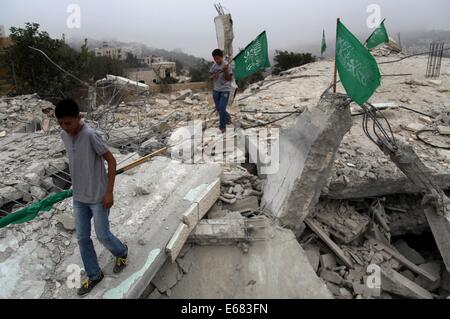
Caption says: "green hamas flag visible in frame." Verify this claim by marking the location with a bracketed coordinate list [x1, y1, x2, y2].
[234, 31, 271, 81]
[321, 30, 327, 56]
[366, 19, 389, 50]
[336, 20, 381, 105]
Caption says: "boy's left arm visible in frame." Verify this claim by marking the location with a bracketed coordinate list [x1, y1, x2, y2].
[103, 151, 117, 209]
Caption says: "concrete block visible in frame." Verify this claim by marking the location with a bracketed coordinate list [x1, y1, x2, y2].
[320, 270, 343, 285]
[380, 267, 433, 299]
[403, 123, 425, 133]
[196, 178, 220, 220]
[0, 186, 22, 202]
[188, 217, 247, 245]
[181, 204, 199, 231]
[305, 247, 320, 272]
[166, 223, 191, 263]
[261, 93, 353, 228]
[438, 126, 450, 135]
[320, 253, 337, 270]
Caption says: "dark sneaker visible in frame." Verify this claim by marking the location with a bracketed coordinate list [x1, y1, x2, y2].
[113, 247, 128, 274]
[220, 128, 226, 134]
[77, 272, 104, 297]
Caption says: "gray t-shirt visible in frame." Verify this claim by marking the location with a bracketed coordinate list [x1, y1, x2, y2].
[210, 63, 233, 92]
[61, 124, 109, 204]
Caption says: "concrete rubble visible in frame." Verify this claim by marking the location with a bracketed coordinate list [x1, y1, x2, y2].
[1, 53, 450, 300]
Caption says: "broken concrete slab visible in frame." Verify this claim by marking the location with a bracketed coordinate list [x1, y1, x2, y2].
[305, 245, 320, 272]
[40, 157, 222, 299]
[151, 259, 183, 293]
[414, 261, 442, 291]
[163, 223, 333, 299]
[166, 223, 190, 263]
[0, 186, 22, 203]
[320, 270, 343, 285]
[176, 248, 194, 274]
[320, 254, 337, 270]
[167, 178, 221, 261]
[314, 201, 370, 244]
[261, 93, 352, 229]
[366, 236, 438, 283]
[380, 267, 433, 299]
[437, 126, 450, 135]
[188, 214, 247, 245]
[324, 174, 450, 200]
[394, 239, 425, 265]
[423, 205, 450, 273]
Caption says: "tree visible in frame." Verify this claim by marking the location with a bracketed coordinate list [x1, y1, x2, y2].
[272, 50, 316, 75]
[5, 23, 79, 96]
[236, 71, 265, 91]
[5, 23, 128, 97]
[188, 59, 212, 82]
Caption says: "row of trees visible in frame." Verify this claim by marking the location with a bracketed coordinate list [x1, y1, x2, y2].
[3, 23, 317, 96]
[4, 23, 151, 98]
[187, 50, 316, 89]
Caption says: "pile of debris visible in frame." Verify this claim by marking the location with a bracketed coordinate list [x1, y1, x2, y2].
[301, 196, 450, 299]
[0, 94, 55, 135]
[370, 39, 403, 57]
[0, 133, 69, 215]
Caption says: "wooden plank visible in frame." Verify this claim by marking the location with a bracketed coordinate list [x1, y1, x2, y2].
[365, 235, 438, 283]
[305, 218, 354, 269]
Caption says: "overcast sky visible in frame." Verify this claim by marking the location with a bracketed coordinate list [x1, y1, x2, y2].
[1, 0, 449, 58]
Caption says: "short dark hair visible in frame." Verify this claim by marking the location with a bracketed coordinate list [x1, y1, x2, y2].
[55, 99, 80, 119]
[212, 49, 223, 57]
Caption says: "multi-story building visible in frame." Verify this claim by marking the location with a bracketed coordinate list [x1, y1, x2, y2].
[94, 42, 127, 61]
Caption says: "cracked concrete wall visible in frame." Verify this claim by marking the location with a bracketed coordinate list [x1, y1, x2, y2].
[261, 93, 353, 230]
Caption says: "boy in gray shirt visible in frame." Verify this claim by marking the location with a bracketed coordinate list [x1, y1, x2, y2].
[56, 99, 128, 296]
[209, 49, 233, 133]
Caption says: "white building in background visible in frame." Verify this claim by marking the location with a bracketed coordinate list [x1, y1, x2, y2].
[0, 25, 6, 38]
[94, 42, 128, 61]
[134, 56, 177, 82]
[141, 55, 165, 66]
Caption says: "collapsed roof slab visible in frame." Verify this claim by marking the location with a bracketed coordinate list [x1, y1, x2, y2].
[261, 93, 353, 230]
[162, 222, 333, 299]
[47, 157, 221, 299]
[324, 172, 450, 200]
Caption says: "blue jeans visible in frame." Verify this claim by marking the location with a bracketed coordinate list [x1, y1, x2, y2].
[213, 90, 231, 130]
[74, 200, 127, 280]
